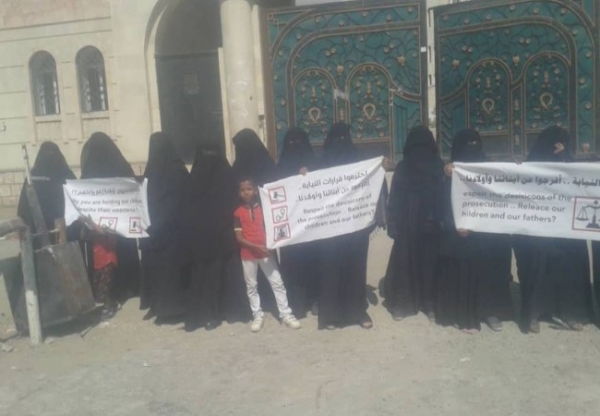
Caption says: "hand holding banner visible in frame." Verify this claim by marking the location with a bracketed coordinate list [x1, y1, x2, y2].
[452, 162, 600, 241]
[260, 157, 386, 249]
[63, 178, 151, 238]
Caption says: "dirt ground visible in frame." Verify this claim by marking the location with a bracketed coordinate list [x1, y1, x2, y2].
[2, 217, 600, 415]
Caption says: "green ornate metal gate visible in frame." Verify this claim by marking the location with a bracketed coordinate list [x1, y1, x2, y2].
[435, 0, 599, 160]
[262, 0, 428, 161]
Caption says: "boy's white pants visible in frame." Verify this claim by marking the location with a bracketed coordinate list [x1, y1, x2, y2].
[242, 254, 293, 319]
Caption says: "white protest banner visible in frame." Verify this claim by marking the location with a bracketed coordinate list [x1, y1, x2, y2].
[64, 178, 151, 238]
[452, 162, 600, 241]
[259, 157, 385, 249]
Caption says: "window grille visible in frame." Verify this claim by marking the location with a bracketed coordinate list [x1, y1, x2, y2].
[77, 46, 109, 112]
[30, 51, 60, 116]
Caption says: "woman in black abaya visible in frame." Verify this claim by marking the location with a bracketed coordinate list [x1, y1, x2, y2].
[436, 129, 513, 332]
[277, 127, 320, 318]
[182, 141, 240, 331]
[80, 132, 141, 304]
[139, 132, 189, 323]
[18, 141, 76, 241]
[383, 126, 444, 322]
[317, 123, 383, 330]
[513, 126, 592, 333]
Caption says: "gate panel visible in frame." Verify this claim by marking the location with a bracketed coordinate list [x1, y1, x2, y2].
[263, 0, 428, 161]
[435, 0, 599, 160]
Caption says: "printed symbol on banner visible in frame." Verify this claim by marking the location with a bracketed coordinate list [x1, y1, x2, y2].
[573, 197, 600, 231]
[272, 206, 288, 224]
[98, 217, 118, 231]
[268, 187, 287, 204]
[273, 223, 291, 242]
[129, 217, 143, 234]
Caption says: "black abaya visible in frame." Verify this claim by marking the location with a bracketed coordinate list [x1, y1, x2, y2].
[317, 123, 376, 329]
[80, 132, 141, 303]
[17, 141, 76, 241]
[277, 127, 320, 318]
[513, 126, 592, 332]
[436, 178, 485, 330]
[182, 142, 247, 329]
[383, 126, 444, 319]
[435, 129, 513, 330]
[139, 132, 189, 318]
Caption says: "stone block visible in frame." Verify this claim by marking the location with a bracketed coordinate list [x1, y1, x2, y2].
[11, 185, 22, 196]
[2, 197, 17, 207]
[13, 172, 24, 184]
[3, 172, 13, 184]
[0, 185, 11, 197]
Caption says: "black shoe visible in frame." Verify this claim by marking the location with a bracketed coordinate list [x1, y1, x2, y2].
[205, 320, 221, 331]
[311, 302, 319, 316]
[359, 313, 373, 329]
[100, 307, 117, 322]
[426, 311, 436, 323]
[391, 310, 404, 322]
[486, 316, 503, 332]
[184, 322, 201, 333]
[154, 315, 182, 326]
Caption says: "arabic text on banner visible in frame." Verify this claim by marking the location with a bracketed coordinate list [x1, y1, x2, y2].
[452, 162, 600, 241]
[259, 157, 385, 249]
[63, 178, 151, 239]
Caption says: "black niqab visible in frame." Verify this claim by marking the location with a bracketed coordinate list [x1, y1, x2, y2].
[232, 129, 277, 186]
[18, 141, 76, 232]
[527, 126, 571, 162]
[397, 126, 444, 191]
[81, 132, 135, 179]
[451, 129, 485, 163]
[322, 123, 360, 167]
[277, 127, 316, 179]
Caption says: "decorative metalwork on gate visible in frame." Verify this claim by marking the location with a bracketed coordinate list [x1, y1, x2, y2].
[263, 0, 428, 161]
[435, 0, 599, 160]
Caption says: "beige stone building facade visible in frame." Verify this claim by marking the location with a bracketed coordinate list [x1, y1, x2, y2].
[0, 0, 455, 207]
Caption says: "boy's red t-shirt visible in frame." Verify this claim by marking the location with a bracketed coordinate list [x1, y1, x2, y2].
[234, 203, 268, 260]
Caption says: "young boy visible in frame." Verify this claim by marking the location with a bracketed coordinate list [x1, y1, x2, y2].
[234, 177, 301, 332]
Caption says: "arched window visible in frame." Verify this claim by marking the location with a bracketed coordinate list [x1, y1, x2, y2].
[30, 51, 60, 116]
[77, 46, 109, 112]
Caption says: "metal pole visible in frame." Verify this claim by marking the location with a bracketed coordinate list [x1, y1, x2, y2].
[19, 227, 43, 345]
[22, 144, 32, 184]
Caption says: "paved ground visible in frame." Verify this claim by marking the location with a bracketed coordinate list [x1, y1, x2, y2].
[1, 207, 600, 415]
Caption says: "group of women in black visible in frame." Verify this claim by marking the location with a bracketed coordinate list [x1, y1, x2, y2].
[386, 125, 594, 334]
[17, 123, 597, 333]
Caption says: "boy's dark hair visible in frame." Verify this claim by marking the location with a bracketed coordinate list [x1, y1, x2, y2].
[238, 176, 256, 187]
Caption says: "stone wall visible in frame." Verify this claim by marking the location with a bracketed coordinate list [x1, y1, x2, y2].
[0, 0, 110, 29]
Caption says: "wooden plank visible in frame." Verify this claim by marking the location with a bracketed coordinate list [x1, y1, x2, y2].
[54, 218, 67, 244]
[24, 183, 51, 247]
